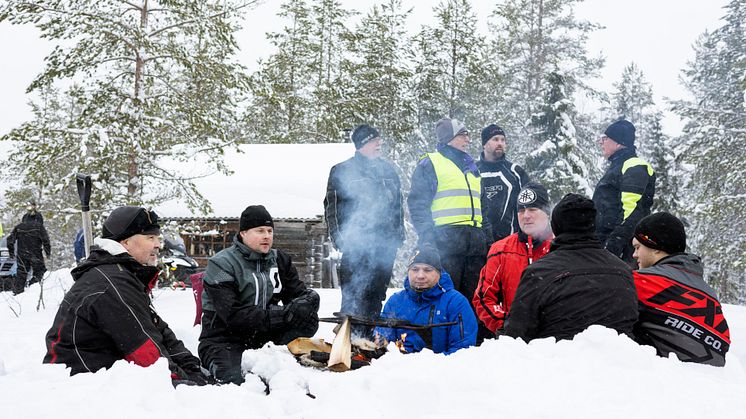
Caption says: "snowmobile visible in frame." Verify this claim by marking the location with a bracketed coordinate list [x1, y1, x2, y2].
[158, 234, 200, 289]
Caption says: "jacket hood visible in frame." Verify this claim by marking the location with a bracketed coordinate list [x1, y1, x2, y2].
[653, 253, 703, 275]
[72, 237, 159, 290]
[550, 232, 603, 252]
[403, 270, 455, 301]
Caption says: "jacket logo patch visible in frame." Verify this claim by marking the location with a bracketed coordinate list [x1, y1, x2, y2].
[270, 267, 282, 294]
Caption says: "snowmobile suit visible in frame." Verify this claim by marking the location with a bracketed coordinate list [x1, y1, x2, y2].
[7, 213, 51, 293]
[198, 236, 319, 384]
[376, 270, 477, 354]
[43, 239, 203, 382]
[593, 147, 655, 263]
[633, 253, 730, 366]
[503, 232, 639, 342]
[473, 231, 552, 333]
[477, 154, 529, 243]
[408, 145, 487, 303]
[324, 151, 404, 322]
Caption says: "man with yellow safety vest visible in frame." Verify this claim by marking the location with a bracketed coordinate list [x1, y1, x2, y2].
[407, 117, 487, 308]
[592, 120, 656, 264]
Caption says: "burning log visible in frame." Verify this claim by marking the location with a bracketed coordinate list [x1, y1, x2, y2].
[327, 316, 352, 371]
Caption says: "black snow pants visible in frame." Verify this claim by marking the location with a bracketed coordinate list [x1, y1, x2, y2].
[14, 254, 46, 294]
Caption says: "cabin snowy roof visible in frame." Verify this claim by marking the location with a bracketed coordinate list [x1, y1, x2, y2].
[155, 143, 355, 218]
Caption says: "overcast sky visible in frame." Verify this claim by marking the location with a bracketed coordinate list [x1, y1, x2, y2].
[0, 0, 729, 139]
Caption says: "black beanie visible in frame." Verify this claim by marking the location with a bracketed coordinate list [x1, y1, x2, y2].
[634, 212, 686, 254]
[481, 124, 506, 146]
[517, 182, 551, 215]
[240, 205, 274, 231]
[550, 193, 597, 235]
[408, 245, 442, 271]
[351, 124, 380, 149]
[102, 206, 160, 241]
[604, 120, 636, 148]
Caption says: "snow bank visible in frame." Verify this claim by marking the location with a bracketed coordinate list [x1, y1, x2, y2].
[2, 269, 746, 418]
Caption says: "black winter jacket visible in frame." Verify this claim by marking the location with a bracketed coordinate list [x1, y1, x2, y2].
[592, 148, 655, 261]
[324, 152, 404, 252]
[199, 238, 317, 348]
[503, 232, 639, 342]
[43, 240, 202, 379]
[7, 219, 51, 259]
[633, 253, 730, 366]
[477, 154, 529, 243]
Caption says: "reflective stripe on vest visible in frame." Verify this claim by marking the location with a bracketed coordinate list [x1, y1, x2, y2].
[428, 152, 482, 227]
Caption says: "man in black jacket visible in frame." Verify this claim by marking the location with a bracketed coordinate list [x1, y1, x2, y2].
[199, 205, 319, 384]
[503, 194, 638, 342]
[632, 212, 730, 366]
[592, 120, 655, 264]
[7, 201, 51, 294]
[43, 206, 209, 386]
[324, 125, 404, 332]
[478, 124, 530, 244]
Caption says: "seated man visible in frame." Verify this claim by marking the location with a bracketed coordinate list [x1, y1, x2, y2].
[198, 205, 320, 384]
[632, 212, 730, 366]
[474, 182, 554, 335]
[376, 246, 477, 355]
[43, 206, 208, 386]
[503, 194, 638, 342]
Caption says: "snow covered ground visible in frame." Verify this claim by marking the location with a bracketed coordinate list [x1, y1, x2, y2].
[2, 269, 746, 419]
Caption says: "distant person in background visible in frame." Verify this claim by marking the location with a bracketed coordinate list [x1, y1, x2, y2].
[503, 194, 638, 342]
[478, 123, 530, 245]
[324, 124, 404, 337]
[592, 120, 655, 264]
[473, 182, 553, 335]
[376, 246, 477, 354]
[631, 212, 730, 366]
[74, 228, 86, 263]
[43, 206, 209, 386]
[199, 205, 320, 385]
[7, 201, 51, 294]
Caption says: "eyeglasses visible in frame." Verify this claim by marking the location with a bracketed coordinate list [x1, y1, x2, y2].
[599, 135, 611, 144]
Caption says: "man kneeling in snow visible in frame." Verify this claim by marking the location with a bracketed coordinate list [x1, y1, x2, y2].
[43, 206, 209, 386]
[632, 212, 730, 366]
[198, 205, 320, 384]
[376, 246, 477, 354]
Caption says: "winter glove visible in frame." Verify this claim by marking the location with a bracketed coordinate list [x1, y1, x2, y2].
[267, 305, 289, 332]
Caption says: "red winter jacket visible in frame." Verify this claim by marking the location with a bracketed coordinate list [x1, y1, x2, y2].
[473, 232, 552, 333]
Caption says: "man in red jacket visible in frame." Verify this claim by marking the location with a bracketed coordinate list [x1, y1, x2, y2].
[632, 212, 730, 366]
[473, 182, 553, 335]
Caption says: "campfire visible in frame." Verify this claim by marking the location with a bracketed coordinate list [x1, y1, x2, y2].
[287, 313, 456, 371]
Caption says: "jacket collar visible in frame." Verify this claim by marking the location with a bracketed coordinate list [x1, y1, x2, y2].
[608, 147, 637, 164]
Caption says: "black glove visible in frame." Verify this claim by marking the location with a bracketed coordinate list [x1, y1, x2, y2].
[284, 290, 320, 329]
[267, 305, 289, 331]
[171, 365, 212, 387]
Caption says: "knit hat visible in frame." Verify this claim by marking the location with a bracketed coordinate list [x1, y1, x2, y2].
[408, 245, 442, 272]
[240, 205, 274, 231]
[351, 124, 380, 149]
[634, 212, 686, 254]
[102, 206, 160, 242]
[517, 182, 551, 215]
[435, 117, 468, 145]
[604, 120, 636, 148]
[481, 124, 506, 146]
[550, 193, 597, 235]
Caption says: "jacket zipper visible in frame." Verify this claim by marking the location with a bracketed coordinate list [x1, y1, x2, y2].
[464, 173, 476, 226]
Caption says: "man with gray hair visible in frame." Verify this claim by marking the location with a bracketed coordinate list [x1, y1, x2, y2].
[408, 117, 487, 313]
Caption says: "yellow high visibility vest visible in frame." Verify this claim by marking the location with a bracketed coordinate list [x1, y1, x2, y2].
[428, 152, 482, 227]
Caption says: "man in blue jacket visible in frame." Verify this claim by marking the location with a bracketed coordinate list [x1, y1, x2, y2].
[376, 246, 477, 354]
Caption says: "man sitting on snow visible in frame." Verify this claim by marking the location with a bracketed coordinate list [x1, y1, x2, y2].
[198, 205, 320, 384]
[375, 246, 477, 354]
[631, 212, 730, 366]
[43, 206, 209, 386]
[503, 194, 638, 342]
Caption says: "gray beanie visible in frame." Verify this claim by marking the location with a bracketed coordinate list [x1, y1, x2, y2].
[435, 117, 468, 145]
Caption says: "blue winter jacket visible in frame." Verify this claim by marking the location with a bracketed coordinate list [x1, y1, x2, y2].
[376, 271, 477, 355]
